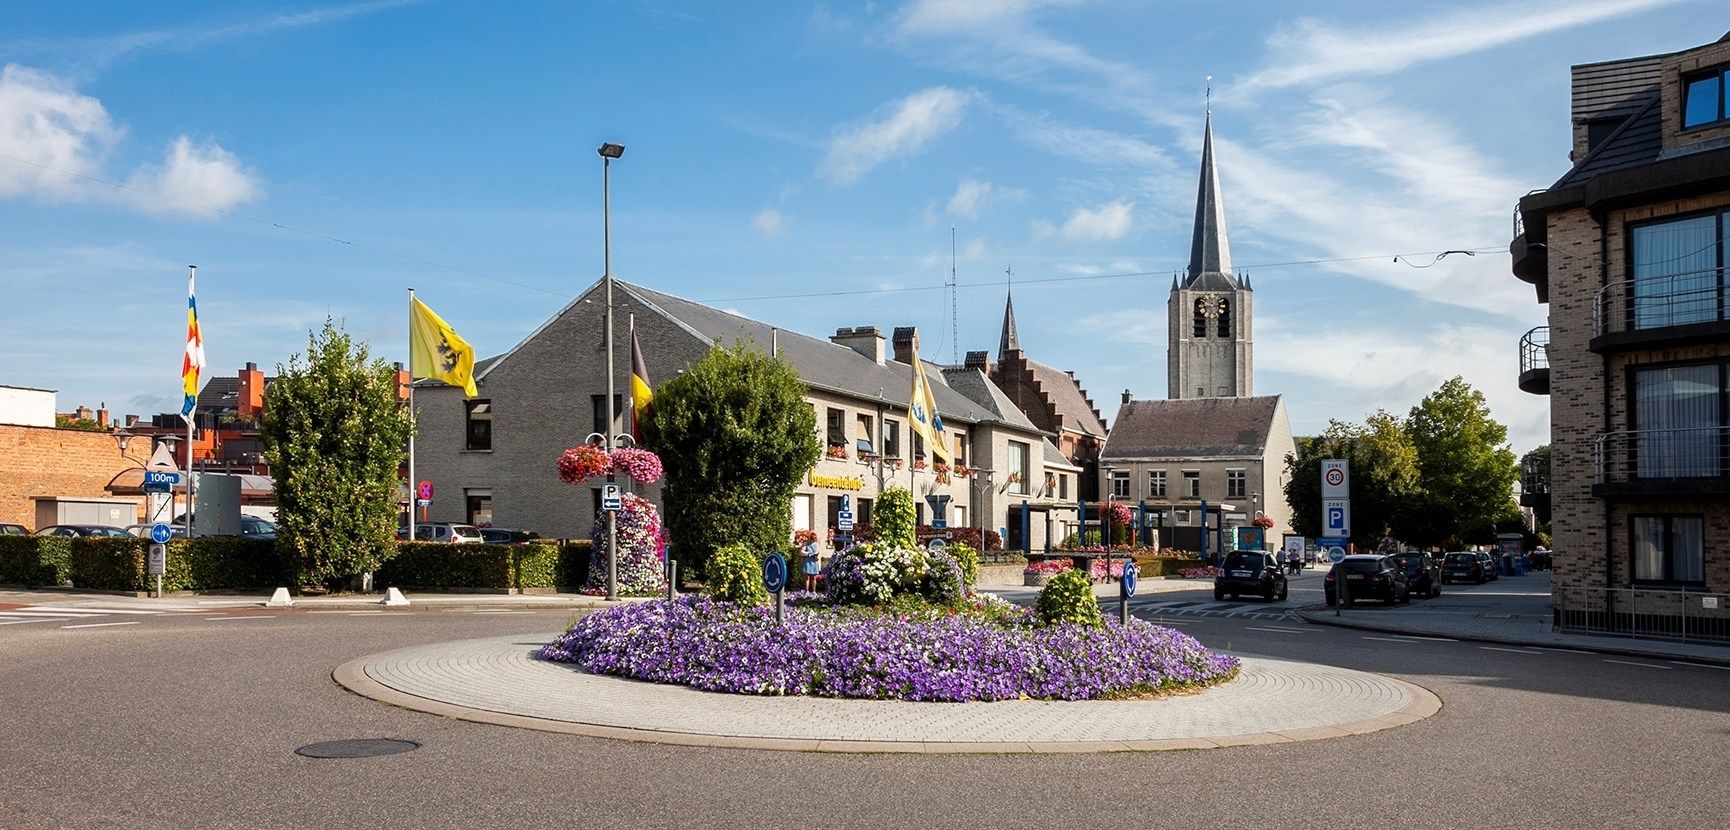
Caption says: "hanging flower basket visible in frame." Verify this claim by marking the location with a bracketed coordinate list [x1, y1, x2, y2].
[611, 447, 663, 485]
[1252, 513, 1275, 529]
[558, 444, 612, 483]
[913, 459, 929, 471]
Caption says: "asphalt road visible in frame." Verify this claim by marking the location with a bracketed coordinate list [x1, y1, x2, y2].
[2, 596, 1727, 830]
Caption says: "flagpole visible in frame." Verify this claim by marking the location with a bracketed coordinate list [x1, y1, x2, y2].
[186, 265, 197, 540]
[626, 312, 635, 447]
[407, 287, 416, 542]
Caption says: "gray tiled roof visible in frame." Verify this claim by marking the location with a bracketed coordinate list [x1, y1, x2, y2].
[618, 281, 1035, 431]
[1103, 396, 1282, 460]
[1554, 93, 1661, 187]
[1023, 358, 1107, 437]
[939, 367, 1041, 432]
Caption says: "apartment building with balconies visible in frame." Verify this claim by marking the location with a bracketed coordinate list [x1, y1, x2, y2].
[1514, 32, 1730, 637]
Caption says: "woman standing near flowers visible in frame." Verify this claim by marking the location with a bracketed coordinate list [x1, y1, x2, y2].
[796, 530, 821, 591]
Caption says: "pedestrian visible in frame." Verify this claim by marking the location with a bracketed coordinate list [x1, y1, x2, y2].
[799, 530, 822, 591]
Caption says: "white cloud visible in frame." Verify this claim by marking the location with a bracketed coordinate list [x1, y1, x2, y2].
[896, 0, 1077, 35]
[946, 178, 991, 217]
[963, 237, 986, 258]
[1045, 200, 1134, 241]
[126, 136, 260, 216]
[1240, 0, 1688, 91]
[0, 64, 261, 217]
[0, 64, 120, 200]
[753, 208, 784, 237]
[819, 86, 974, 185]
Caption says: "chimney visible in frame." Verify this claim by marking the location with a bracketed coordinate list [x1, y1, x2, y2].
[96, 403, 109, 428]
[394, 362, 412, 402]
[964, 350, 989, 372]
[237, 362, 265, 419]
[124, 414, 140, 428]
[891, 326, 918, 364]
[830, 327, 885, 365]
[1121, 389, 1132, 404]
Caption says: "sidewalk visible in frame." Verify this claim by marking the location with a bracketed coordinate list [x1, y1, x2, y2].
[0, 587, 636, 613]
[1294, 571, 1730, 666]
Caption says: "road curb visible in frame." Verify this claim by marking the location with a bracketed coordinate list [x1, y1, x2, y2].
[1292, 605, 1730, 668]
[332, 642, 1443, 754]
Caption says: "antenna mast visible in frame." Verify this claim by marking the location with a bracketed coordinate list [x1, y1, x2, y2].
[949, 227, 959, 364]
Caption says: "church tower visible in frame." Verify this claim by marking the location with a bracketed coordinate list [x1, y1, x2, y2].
[1168, 111, 1253, 399]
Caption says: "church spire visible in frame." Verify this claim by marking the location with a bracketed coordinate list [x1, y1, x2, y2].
[998, 289, 1020, 359]
[1184, 110, 1235, 288]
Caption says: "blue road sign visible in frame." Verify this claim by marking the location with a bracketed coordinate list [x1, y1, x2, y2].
[1327, 507, 1345, 529]
[931, 518, 947, 530]
[839, 494, 852, 512]
[837, 510, 854, 531]
[150, 523, 173, 544]
[1122, 561, 1138, 597]
[1319, 536, 1349, 563]
[601, 483, 623, 512]
[762, 552, 788, 594]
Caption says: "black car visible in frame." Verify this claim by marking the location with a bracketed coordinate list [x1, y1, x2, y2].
[1391, 551, 1441, 598]
[1476, 551, 1502, 581]
[480, 528, 539, 544]
[33, 524, 133, 538]
[0, 523, 28, 535]
[1325, 555, 1410, 605]
[1442, 552, 1488, 585]
[1214, 550, 1289, 602]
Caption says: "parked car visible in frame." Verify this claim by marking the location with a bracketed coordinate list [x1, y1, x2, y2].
[401, 523, 484, 544]
[479, 528, 538, 544]
[1324, 555, 1410, 606]
[0, 523, 29, 535]
[240, 517, 277, 541]
[123, 524, 188, 539]
[34, 524, 133, 538]
[1476, 551, 1502, 581]
[1214, 549, 1289, 602]
[1390, 551, 1442, 598]
[1441, 552, 1487, 585]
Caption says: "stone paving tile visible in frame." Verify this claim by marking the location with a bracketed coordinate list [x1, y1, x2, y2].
[360, 634, 1423, 746]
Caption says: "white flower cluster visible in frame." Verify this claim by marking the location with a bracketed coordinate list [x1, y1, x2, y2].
[854, 543, 929, 604]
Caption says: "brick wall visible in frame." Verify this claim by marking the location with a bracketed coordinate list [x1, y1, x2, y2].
[0, 424, 142, 528]
[1660, 39, 1730, 151]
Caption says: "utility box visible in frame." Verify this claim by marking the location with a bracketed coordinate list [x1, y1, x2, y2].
[192, 473, 243, 537]
[34, 497, 139, 530]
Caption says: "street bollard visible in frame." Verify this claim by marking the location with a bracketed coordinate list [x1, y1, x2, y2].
[1120, 578, 1129, 626]
[665, 560, 677, 602]
[774, 589, 784, 626]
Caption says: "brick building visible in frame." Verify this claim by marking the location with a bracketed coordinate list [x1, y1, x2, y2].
[410, 279, 1081, 549]
[1513, 32, 1730, 632]
[978, 291, 1109, 501]
[0, 414, 143, 530]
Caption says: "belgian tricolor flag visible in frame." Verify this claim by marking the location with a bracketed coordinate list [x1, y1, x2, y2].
[629, 327, 652, 441]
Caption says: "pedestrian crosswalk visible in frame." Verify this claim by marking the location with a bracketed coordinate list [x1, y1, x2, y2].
[0, 604, 182, 627]
[1132, 598, 1295, 622]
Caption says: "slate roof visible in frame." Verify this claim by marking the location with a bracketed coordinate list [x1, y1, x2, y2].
[938, 367, 1042, 433]
[196, 374, 272, 409]
[1102, 396, 1282, 460]
[567, 280, 1045, 432]
[1554, 93, 1662, 187]
[1023, 358, 1107, 438]
[1184, 111, 1240, 291]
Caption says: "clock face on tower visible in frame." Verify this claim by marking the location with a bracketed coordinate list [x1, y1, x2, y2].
[1196, 297, 1228, 318]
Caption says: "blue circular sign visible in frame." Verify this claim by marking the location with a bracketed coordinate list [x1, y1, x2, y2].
[1328, 545, 1348, 564]
[150, 523, 173, 544]
[1122, 561, 1138, 597]
[762, 552, 788, 594]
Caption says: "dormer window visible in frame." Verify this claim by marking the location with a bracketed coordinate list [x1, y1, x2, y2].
[1682, 67, 1727, 129]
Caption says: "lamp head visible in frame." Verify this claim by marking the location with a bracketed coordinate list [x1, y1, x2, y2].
[597, 143, 625, 159]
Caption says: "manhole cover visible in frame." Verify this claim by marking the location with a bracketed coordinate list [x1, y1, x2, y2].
[295, 738, 420, 759]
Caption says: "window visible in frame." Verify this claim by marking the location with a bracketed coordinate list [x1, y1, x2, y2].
[953, 432, 967, 465]
[591, 394, 624, 437]
[857, 498, 873, 526]
[1148, 470, 1167, 498]
[1585, 118, 1623, 153]
[1217, 298, 1230, 338]
[1632, 515, 1704, 583]
[1183, 470, 1201, 498]
[1109, 470, 1129, 498]
[914, 432, 926, 460]
[464, 400, 492, 450]
[465, 489, 492, 526]
[1193, 298, 1208, 337]
[1173, 509, 1192, 527]
[884, 419, 901, 458]
[953, 505, 967, 528]
[856, 413, 875, 454]
[1227, 469, 1246, 498]
[1044, 472, 1057, 497]
[1008, 440, 1030, 495]
[791, 494, 813, 532]
[1634, 364, 1723, 478]
[1682, 68, 1727, 128]
[826, 407, 846, 446]
[1629, 212, 1722, 330]
[1059, 474, 1069, 500]
[826, 495, 842, 531]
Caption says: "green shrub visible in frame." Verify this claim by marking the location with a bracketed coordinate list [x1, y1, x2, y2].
[1036, 569, 1103, 628]
[948, 542, 979, 587]
[704, 543, 767, 606]
[920, 548, 965, 607]
[514, 543, 559, 589]
[68, 537, 147, 590]
[62, 537, 285, 592]
[557, 541, 591, 589]
[876, 488, 916, 549]
[0, 536, 70, 587]
[1134, 557, 1204, 577]
[376, 543, 514, 589]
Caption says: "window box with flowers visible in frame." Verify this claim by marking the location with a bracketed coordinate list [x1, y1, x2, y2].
[825, 445, 850, 461]
[913, 459, 929, 471]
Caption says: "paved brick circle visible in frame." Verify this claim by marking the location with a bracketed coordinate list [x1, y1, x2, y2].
[335, 635, 1440, 753]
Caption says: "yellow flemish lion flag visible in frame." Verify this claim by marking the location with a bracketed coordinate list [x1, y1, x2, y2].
[409, 297, 478, 397]
[906, 337, 952, 464]
[629, 327, 652, 441]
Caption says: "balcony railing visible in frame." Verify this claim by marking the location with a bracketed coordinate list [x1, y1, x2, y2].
[1595, 426, 1730, 485]
[1555, 584, 1730, 644]
[1521, 455, 1550, 497]
[1594, 266, 1729, 340]
[1517, 326, 1549, 394]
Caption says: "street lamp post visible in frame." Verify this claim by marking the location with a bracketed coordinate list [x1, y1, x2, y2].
[1102, 464, 1117, 583]
[599, 141, 625, 602]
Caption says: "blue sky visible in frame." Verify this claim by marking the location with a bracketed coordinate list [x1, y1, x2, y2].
[0, 1, 1714, 450]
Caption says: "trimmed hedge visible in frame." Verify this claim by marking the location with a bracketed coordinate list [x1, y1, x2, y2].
[1133, 557, 1206, 578]
[66, 537, 288, 592]
[0, 535, 71, 588]
[376, 541, 591, 591]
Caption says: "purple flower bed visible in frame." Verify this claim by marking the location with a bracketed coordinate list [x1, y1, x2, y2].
[538, 596, 1239, 702]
